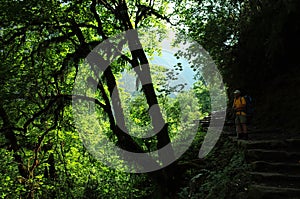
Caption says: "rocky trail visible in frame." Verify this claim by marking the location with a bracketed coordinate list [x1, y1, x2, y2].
[229, 128, 300, 199]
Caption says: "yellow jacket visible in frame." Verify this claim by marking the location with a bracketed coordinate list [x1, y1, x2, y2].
[233, 97, 246, 116]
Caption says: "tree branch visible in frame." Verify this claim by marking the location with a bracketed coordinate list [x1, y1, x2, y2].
[135, 4, 176, 27]
[91, 0, 108, 39]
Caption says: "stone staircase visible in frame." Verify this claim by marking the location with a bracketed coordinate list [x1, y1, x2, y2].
[234, 130, 300, 199]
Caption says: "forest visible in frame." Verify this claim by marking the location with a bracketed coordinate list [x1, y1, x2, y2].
[1, 0, 300, 198]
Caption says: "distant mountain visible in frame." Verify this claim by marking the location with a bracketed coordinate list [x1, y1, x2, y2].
[119, 50, 197, 95]
[150, 50, 196, 88]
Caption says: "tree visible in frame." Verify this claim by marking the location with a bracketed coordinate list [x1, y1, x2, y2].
[174, 0, 240, 86]
[0, 0, 186, 197]
[175, 0, 300, 130]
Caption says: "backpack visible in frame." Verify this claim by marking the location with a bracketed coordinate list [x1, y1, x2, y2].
[242, 95, 254, 117]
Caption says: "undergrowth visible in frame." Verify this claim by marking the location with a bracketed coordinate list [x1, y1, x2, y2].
[177, 135, 252, 199]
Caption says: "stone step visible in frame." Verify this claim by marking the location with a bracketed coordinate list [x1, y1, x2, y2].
[246, 149, 300, 163]
[241, 139, 300, 151]
[251, 161, 300, 175]
[249, 172, 300, 188]
[248, 185, 300, 199]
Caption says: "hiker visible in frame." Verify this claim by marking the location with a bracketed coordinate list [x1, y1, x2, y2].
[232, 90, 248, 139]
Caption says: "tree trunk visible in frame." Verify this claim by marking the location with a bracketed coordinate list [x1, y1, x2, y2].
[0, 106, 28, 178]
[126, 31, 175, 165]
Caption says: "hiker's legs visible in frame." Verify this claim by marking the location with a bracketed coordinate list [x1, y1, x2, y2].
[235, 116, 242, 138]
[241, 123, 247, 134]
[236, 125, 242, 133]
[241, 123, 248, 139]
[239, 115, 247, 134]
[235, 115, 248, 139]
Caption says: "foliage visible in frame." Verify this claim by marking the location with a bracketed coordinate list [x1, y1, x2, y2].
[0, 0, 175, 198]
[193, 80, 211, 116]
[4, 0, 290, 197]
[119, 64, 208, 152]
[0, 0, 213, 198]
[177, 137, 252, 199]
[175, 0, 300, 90]
[174, 0, 240, 83]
